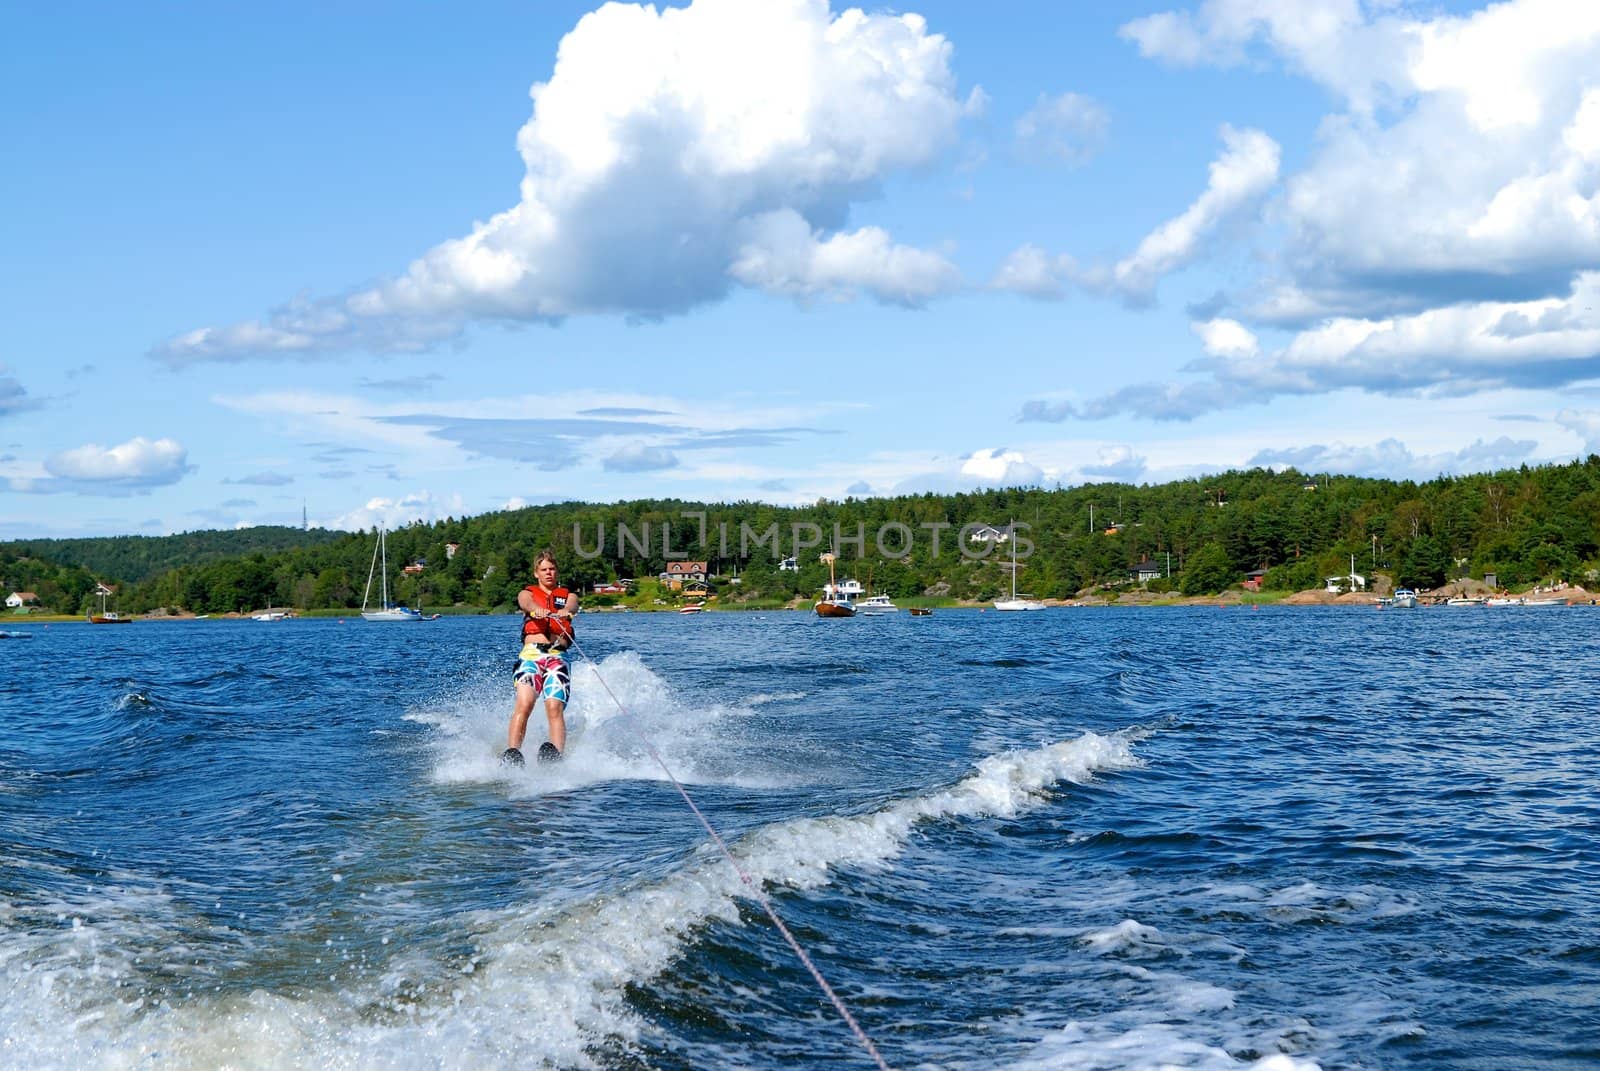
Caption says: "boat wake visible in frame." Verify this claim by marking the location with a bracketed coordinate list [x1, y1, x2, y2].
[0, 731, 1144, 1070]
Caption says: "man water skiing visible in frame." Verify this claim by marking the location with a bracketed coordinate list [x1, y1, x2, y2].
[502, 549, 579, 767]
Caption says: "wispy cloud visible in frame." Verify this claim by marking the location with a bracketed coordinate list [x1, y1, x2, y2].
[223, 471, 296, 487]
[603, 444, 680, 472]
[1014, 91, 1110, 167]
[0, 373, 38, 419]
[1249, 435, 1542, 481]
[992, 125, 1280, 304]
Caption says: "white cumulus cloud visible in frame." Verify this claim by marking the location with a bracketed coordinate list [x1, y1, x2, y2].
[48, 437, 189, 484]
[155, 0, 973, 364]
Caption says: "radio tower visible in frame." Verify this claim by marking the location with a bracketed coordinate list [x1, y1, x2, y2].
[302, 501, 308, 530]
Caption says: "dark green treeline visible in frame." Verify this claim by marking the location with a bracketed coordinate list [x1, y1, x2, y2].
[5, 459, 1599, 615]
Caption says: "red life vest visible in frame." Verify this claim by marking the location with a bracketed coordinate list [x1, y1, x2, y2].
[521, 584, 574, 642]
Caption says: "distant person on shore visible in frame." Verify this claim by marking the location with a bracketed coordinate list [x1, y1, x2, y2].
[502, 550, 579, 767]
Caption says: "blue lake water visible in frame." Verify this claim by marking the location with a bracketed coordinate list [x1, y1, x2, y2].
[2, 606, 1597, 1069]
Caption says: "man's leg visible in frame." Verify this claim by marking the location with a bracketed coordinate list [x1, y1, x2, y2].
[507, 682, 536, 750]
[544, 697, 566, 754]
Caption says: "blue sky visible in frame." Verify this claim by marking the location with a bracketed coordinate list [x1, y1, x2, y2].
[6, 0, 1600, 538]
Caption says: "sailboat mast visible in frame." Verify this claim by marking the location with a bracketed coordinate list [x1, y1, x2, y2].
[381, 526, 390, 608]
[1011, 519, 1018, 599]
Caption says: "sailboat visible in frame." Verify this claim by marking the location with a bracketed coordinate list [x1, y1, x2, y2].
[814, 552, 856, 618]
[994, 521, 1046, 611]
[361, 525, 425, 622]
[87, 585, 133, 624]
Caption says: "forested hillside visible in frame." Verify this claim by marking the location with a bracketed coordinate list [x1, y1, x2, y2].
[6, 459, 1599, 615]
[1, 526, 345, 584]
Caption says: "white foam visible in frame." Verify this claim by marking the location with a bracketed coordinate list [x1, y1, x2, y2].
[744, 691, 807, 706]
[409, 651, 808, 793]
[1, 732, 1141, 1070]
[1011, 1020, 1323, 1071]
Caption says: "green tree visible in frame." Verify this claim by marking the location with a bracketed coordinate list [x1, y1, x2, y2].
[1180, 541, 1234, 595]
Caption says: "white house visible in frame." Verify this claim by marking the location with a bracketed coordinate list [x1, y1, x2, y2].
[6, 591, 40, 609]
[778, 557, 798, 572]
[968, 524, 1013, 544]
[823, 578, 865, 598]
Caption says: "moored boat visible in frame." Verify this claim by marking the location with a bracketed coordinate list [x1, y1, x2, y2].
[857, 593, 899, 615]
[994, 520, 1046, 611]
[815, 553, 856, 618]
[360, 526, 426, 622]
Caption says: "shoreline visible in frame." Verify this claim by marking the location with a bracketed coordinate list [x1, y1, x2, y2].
[8, 579, 1592, 624]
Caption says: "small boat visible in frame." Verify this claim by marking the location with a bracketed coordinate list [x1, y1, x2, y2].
[1486, 596, 1525, 607]
[908, 607, 933, 617]
[815, 553, 856, 618]
[1445, 596, 1487, 607]
[88, 587, 133, 624]
[252, 608, 290, 621]
[0, 629, 33, 639]
[361, 525, 426, 622]
[1390, 588, 1418, 609]
[1522, 597, 1567, 607]
[856, 593, 899, 615]
[678, 602, 705, 614]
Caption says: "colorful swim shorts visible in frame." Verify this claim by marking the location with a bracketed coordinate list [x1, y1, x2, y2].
[513, 644, 571, 704]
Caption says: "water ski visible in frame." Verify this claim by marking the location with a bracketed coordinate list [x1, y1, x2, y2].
[501, 747, 525, 768]
[538, 742, 562, 764]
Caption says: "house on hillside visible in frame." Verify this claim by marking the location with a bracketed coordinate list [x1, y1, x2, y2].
[1242, 569, 1268, 592]
[445, 543, 460, 559]
[778, 557, 799, 572]
[1128, 560, 1162, 584]
[968, 523, 1014, 544]
[6, 591, 40, 610]
[659, 561, 708, 591]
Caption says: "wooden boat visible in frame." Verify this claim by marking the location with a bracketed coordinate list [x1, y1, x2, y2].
[814, 552, 856, 618]
[88, 587, 133, 624]
[908, 607, 933, 616]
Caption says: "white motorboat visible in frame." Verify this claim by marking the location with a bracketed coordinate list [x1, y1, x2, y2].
[1391, 588, 1418, 609]
[856, 594, 899, 615]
